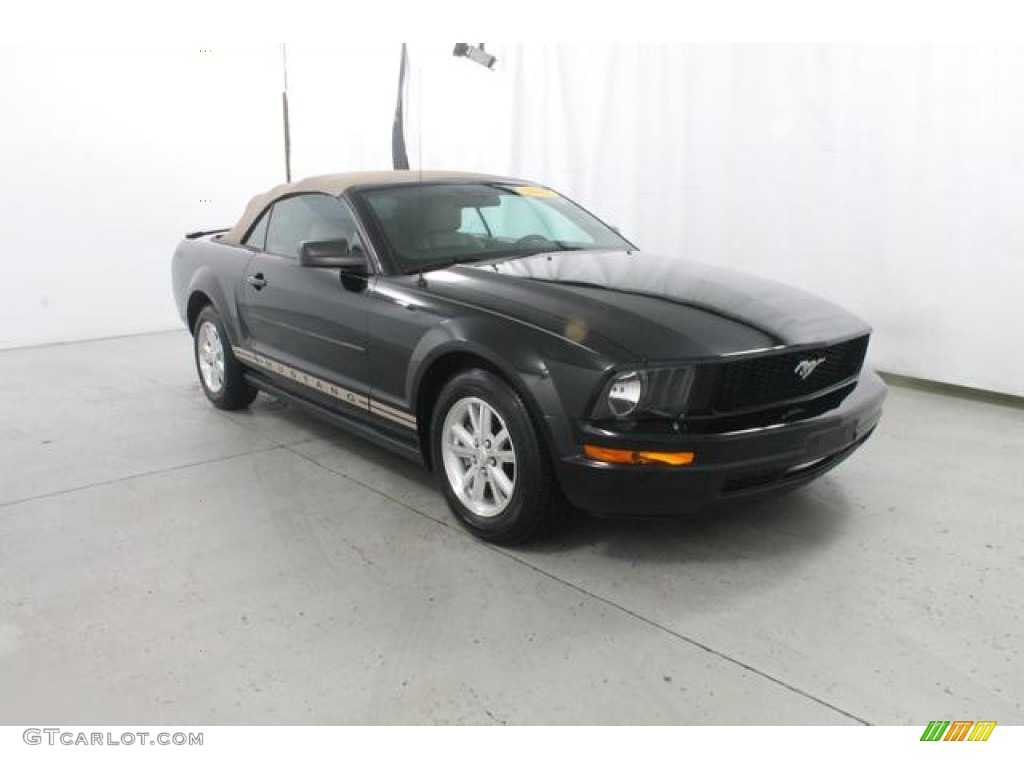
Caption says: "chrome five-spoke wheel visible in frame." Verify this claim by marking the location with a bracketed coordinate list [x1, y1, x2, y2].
[196, 320, 225, 395]
[441, 396, 517, 518]
[432, 369, 556, 543]
[192, 305, 257, 410]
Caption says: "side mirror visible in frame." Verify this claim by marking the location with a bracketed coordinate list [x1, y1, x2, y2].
[299, 239, 368, 273]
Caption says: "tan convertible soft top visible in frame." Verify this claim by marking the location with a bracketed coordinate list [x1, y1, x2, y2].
[222, 170, 518, 244]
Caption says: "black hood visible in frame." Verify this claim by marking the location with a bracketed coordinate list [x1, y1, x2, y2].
[422, 250, 870, 362]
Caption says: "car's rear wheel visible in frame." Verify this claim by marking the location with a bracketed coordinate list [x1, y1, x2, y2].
[432, 369, 556, 543]
[193, 305, 258, 410]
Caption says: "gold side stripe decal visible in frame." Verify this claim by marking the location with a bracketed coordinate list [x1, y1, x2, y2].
[233, 346, 416, 430]
[370, 403, 418, 429]
[370, 401, 418, 429]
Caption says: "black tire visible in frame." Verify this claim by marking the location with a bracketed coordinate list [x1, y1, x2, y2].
[193, 305, 258, 410]
[431, 369, 556, 544]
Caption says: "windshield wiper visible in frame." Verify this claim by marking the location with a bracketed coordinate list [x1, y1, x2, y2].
[520, 244, 588, 257]
[407, 242, 594, 275]
[408, 254, 491, 275]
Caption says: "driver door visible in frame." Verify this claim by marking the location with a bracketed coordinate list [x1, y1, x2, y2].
[235, 193, 371, 413]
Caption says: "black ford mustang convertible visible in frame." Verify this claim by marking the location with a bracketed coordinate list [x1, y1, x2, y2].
[172, 171, 885, 543]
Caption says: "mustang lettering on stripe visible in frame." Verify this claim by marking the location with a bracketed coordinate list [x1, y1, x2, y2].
[232, 346, 416, 430]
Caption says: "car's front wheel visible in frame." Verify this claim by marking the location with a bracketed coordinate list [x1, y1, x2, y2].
[193, 306, 258, 410]
[432, 369, 556, 543]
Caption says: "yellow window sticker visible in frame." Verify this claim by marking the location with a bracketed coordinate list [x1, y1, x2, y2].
[513, 186, 557, 198]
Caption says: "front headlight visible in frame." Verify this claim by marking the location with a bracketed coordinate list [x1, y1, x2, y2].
[592, 366, 696, 420]
[607, 371, 644, 417]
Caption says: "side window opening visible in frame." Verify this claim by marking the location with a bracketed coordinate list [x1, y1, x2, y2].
[244, 209, 271, 250]
[264, 194, 363, 259]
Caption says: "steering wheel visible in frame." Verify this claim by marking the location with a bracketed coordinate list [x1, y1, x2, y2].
[515, 234, 552, 246]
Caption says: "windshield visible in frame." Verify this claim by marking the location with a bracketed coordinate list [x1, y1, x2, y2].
[356, 182, 633, 273]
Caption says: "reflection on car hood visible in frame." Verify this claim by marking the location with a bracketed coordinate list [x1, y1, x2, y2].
[424, 249, 870, 362]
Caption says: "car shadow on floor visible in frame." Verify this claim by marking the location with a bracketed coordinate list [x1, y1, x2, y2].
[519, 480, 854, 564]
[248, 394, 854, 566]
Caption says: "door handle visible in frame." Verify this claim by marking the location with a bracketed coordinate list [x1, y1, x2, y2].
[246, 273, 267, 290]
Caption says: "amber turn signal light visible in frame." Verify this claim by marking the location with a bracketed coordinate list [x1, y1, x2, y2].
[583, 445, 695, 466]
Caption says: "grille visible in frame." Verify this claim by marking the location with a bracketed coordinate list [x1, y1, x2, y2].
[710, 335, 869, 413]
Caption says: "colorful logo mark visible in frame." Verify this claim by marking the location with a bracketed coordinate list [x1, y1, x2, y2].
[920, 721, 996, 742]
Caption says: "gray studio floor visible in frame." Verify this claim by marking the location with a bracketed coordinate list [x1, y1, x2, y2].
[1, 330, 1021, 725]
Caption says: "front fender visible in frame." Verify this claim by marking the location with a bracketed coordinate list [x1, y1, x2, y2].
[407, 314, 611, 458]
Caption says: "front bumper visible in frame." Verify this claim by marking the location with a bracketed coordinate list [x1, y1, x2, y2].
[556, 370, 886, 517]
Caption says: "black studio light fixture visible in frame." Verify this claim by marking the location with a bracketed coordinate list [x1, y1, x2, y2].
[453, 43, 496, 70]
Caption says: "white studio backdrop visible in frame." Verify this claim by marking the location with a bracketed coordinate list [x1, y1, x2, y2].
[0, 44, 1020, 396]
[0, 46, 283, 347]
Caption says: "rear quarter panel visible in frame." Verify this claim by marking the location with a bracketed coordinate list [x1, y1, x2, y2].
[171, 236, 252, 342]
